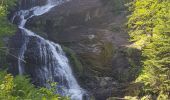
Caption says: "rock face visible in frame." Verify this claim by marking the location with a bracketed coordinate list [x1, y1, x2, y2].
[19, 0, 47, 9]
[8, 0, 141, 100]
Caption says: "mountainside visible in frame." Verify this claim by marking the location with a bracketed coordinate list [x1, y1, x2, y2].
[20, 0, 140, 99]
[7, 0, 141, 100]
[1, 0, 169, 100]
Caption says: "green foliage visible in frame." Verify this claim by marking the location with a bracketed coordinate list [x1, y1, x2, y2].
[0, 71, 15, 100]
[0, 71, 69, 100]
[0, 0, 17, 67]
[0, 0, 16, 36]
[127, 0, 170, 99]
[137, 35, 170, 99]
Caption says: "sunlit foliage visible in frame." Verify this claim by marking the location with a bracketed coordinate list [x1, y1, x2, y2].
[0, 0, 16, 36]
[0, 71, 70, 100]
[127, 0, 170, 99]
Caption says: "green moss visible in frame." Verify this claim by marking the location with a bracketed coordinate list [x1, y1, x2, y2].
[77, 42, 115, 76]
[62, 46, 83, 76]
[0, 24, 16, 37]
[100, 42, 115, 65]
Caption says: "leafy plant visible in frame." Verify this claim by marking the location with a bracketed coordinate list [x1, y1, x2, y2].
[0, 71, 70, 100]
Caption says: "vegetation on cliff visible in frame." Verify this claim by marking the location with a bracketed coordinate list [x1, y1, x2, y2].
[0, 0, 16, 67]
[62, 46, 84, 76]
[127, 0, 170, 99]
[0, 0, 16, 37]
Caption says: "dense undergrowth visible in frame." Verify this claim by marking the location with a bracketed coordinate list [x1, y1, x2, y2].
[126, 0, 170, 99]
[0, 71, 69, 100]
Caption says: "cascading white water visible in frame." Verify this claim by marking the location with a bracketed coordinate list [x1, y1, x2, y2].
[14, 0, 86, 99]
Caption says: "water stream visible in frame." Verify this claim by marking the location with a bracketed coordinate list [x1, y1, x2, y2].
[13, 0, 86, 99]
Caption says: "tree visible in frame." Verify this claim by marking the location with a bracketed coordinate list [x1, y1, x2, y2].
[127, 0, 170, 99]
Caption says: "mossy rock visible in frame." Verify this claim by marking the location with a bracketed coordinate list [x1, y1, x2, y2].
[99, 42, 115, 65]
[62, 46, 83, 77]
[78, 41, 115, 76]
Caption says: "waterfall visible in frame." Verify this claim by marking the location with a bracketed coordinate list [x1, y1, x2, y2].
[13, 0, 87, 99]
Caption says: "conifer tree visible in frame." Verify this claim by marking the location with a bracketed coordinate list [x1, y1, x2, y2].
[128, 0, 170, 99]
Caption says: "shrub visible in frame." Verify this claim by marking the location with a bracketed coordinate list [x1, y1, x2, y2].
[0, 71, 69, 100]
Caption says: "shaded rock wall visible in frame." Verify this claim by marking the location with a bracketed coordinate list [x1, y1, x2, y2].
[7, 30, 26, 75]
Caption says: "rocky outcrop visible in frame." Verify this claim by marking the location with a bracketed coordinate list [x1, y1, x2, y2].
[9, 0, 141, 99]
